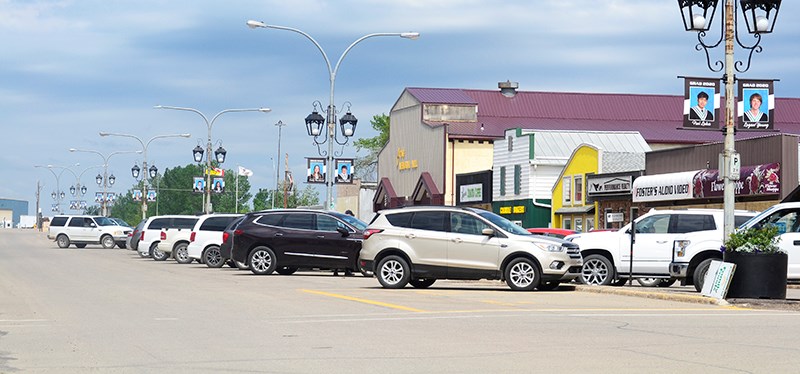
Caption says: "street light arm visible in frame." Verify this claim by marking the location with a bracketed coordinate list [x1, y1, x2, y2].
[209, 108, 272, 127]
[333, 32, 418, 78]
[155, 105, 212, 130]
[247, 20, 334, 78]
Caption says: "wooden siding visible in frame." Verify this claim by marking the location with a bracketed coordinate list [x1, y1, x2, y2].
[493, 131, 531, 201]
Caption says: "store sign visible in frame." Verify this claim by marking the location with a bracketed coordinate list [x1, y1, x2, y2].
[633, 170, 696, 203]
[607, 212, 624, 223]
[460, 184, 483, 203]
[396, 148, 419, 171]
[499, 207, 511, 214]
[513, 206, 525, 214]
[588, 176, 633, 195]
[499, 206, 524, 215]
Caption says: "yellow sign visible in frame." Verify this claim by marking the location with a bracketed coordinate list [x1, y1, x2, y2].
[396, 148, 418, 171]
[499, 207, 511, 214]
[205, 168, 224, 177]
[513, 206, 525, 214]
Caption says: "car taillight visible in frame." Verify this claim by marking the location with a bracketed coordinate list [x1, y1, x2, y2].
[222, 232, 230, 243]
[140, 232, 144, 241]
[363, 229, 383, 240]
[190, 232, 196, 242]
[234, 229, 243, 236]
[160, 231, 166, 240]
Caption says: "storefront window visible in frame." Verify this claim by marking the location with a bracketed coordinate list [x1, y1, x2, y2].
[604, 208, 613, 229]
[586, 217, 594, 232]
[575, 217, 583, 232]
[562, 177, 571, 205]
[563, 217, 571, 230]
[574, 175, 583, 204]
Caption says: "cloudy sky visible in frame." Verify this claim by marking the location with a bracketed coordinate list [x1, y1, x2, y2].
[4, 0, 799, 215]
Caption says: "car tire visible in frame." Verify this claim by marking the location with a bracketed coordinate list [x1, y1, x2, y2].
[276, 266, 298, 275]
[57, 235, 70, 248]
[657, 278, 677, 288]
[580, 254, 615, 286]
[75, 243, 87, 248]
[636, 278, 662, 287]
[376, 255, 411, 289]
[152, 245, 169, 262]
[203, 246, 225, 268]
[249, 246, 277, 275]
[174, 243, 192, 264]
[504, 257, 541, 291]
[409, 278, 436, 289]
[100, 235, 115, 249]
[537, 281, 561, 291]
[693, 258, 714, 292]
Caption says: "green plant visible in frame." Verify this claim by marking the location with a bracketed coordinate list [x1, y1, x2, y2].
[724, 225, 783, 254]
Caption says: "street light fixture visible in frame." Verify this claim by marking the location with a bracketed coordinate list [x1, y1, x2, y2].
[96, 173, 103, 186]
[36, 163, 79, 214]
[131, 164, 141, 179]
[247, 19, 419, 209]
[148, 165, 158, 180]
[70, 186, 76, 196]
[154, 105, 271, 213]
[71, 148, 141, 216]
[677, 0, 782, 240]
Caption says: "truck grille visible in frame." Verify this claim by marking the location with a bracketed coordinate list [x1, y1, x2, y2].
[563, 243, 581, 259]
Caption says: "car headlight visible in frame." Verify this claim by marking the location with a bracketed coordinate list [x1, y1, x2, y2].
[534, 242, 564, 252]
[674, 240, 690, 257]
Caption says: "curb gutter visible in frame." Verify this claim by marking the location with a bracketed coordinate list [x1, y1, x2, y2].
[574, 285, 728, 306]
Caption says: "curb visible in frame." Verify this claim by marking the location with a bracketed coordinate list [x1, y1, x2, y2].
[574, 285, 728, 306]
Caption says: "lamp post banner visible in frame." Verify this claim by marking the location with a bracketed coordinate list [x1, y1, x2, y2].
[212, 177, 225, 193]
[683, 77, 720, 130]
[334, 158, 354, 184]
[306, 158, 326, 184]
[132, 189, 143, 202]
[146, 191, 156, 202]
[94, 192, 103, 203]
[737, 79, 775, 131]
[192, 177, 205, 193]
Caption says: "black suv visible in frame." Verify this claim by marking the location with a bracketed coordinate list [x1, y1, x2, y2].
[228, 209, 368, 275]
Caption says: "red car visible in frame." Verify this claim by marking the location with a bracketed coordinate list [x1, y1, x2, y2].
[526, 228, 576, 239]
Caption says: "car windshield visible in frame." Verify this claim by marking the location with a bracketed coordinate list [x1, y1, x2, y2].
[473, 210, 531, 236]
[331, 212, 368, 231]
[94, 217, 115, 226]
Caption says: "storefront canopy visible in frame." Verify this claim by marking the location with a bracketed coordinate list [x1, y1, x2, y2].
[632, 170, 698, 203]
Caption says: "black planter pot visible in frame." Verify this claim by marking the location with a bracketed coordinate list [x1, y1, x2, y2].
[723, 251, 787, 299]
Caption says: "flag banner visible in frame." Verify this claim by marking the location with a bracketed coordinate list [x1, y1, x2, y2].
[683, 77, 720, 130]
[306, 158, 326, 184]
[334, 158, 354, 184]
[738, 79, 775, 131]
[238, 166, 253, 177]
[205, 168, 224, 177]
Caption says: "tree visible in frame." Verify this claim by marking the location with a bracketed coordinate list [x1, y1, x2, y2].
[352, 113, 389, 182]
[253, 182, 320, 210]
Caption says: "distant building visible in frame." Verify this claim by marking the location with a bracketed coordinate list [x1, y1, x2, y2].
[0, 198, 29, 228]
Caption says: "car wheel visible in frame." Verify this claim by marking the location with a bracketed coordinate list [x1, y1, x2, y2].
[658, 278, 677, 288]
[249, 246, 277, 275]
[636, 278, 662, 287]
[276, 266, 298, 275]
[580, 254, 615, 286]
[505, 257, 541, 291]
[693, 258, 714, 292]
[152, 245, 169, 262]
[409, 278, 436, 289]
[537, 281, 561, 291]
[100, 235, 115, 249]
[174, 243, 192, 264]
[376, 255, 411, 289]
[75, 243, 87, 248]
[57, 235, 70, 248]
[203, 246, 224, 268]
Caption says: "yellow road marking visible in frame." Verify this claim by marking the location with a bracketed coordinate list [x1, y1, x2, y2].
[301, 289, 427, 313]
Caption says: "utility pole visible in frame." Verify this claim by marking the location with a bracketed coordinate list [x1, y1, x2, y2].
[35, 181, 43, 231]
[283, 153, 290, 209]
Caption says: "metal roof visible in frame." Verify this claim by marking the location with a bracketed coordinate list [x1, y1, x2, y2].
[526, 130, 650, 168]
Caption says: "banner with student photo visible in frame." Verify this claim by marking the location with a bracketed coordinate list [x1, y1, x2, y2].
[334, 158, 354, 184]
[683, 77, 720, 130]
[69, 200, 79, 210]
[306, 158, 326, 184]
[132, 189, 143, 202]
[738, 79, 775, 131]
[95, 192, 104, 203]
[79, 201, 87, 210]
[146, 190, 156, 202]
[107, 193, 116, 204]
[192, 177, 205, 193]
[211, 177, 225, 193]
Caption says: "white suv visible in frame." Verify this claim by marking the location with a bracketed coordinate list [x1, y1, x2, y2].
[359, 206, 582, 291]
[567, 209, 756, 287]
[185, 214, 241, 266]
[48, 215, 131, 249]
[136, 215, 198, 259]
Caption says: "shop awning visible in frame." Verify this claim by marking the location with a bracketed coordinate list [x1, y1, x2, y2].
[555, 205, 595, 214]
[632, 170, 699, 203]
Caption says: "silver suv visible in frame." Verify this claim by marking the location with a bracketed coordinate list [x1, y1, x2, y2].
[359, 206, 583, 291]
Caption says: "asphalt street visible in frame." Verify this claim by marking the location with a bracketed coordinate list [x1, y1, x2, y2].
[2, 229, 800, 373]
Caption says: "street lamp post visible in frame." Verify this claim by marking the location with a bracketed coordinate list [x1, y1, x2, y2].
[678, 0, 782, 240]
[99, 132, 191, 219]
[154, 105, 271, 214]
[247, 20, 419, 210]
[68, 164, 104, 211]
[34, 164, 78, 214]
[69, 148, 141, 216]
[273, 120, 287, 210]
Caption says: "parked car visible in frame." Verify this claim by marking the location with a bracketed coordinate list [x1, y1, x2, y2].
[566, 208, 756, 287]
[137, 215, 198, 259]
[671, 202, 800, 291]
[127, 219, 146, 251]
[156, 219, 198, 262]
[526, 227, 576, 239]
[228, 209, 368, 275]
[219, 216, 248, 269]
[47, 215, 132, 249]
[185, 214, 242, 266]
[359, 206, 583, 291]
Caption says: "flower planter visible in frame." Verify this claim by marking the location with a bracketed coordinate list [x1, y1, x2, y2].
[723, 251, 787, 299]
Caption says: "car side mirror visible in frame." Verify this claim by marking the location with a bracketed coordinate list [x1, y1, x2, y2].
[481, 228, 495, 236]
[89, 222, 96, 228]
[336, 227, 350, 237]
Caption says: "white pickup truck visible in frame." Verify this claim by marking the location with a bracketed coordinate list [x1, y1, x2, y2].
[567, 209, 756, 287]
[671, 202, 800, 291]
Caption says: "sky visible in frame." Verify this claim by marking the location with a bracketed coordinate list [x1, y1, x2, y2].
[3, 0, 800, 216]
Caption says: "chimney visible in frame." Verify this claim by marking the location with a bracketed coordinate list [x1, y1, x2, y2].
[498, 80, 518, 98]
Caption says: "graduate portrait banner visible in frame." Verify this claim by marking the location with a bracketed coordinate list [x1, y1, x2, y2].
[335, 158, 354, 184]
[306, 158, 326, 184]
[683, 77, 720, 130]
[738, 79, 775, 131]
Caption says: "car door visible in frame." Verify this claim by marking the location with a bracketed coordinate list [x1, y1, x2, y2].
[314, 213, 361, 269]
[619, 214, 674, 275]
[68, 217, 91, 241]
[404, 211, 449, 276]
[445, 212, 501, 279]
[751, 207, 800, 279]
[274, 212, 327, 268]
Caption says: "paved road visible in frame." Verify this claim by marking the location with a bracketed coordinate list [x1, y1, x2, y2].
[2, 229, 800, 373]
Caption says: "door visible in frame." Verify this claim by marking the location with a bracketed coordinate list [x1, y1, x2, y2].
[275, 213, 328, 268]
[619, 214, 674, 275]
[315, 214, 360, 269]
[445, 212, 501, 279]
[404, 211, 449, 277]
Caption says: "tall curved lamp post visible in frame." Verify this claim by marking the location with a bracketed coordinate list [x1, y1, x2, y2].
[99, 132, 191, 219]
[154, 105, 271, 214]
[34, 163, 79, 214]
[69, 148, 141, 216]
[247, 20, 419, 210]
[677, 0, 782, 239]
